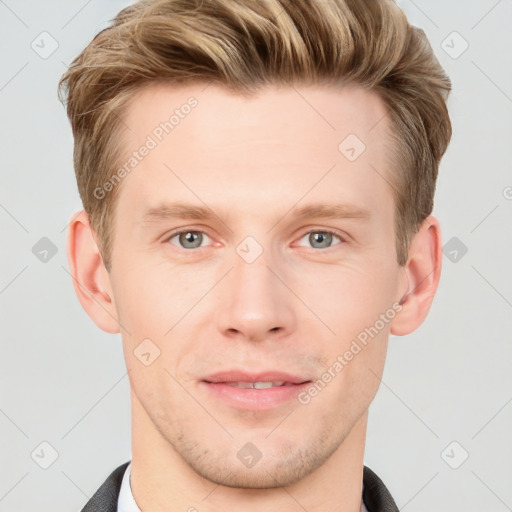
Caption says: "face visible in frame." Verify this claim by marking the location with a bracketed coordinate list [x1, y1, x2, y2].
[106, 82, 405, 488]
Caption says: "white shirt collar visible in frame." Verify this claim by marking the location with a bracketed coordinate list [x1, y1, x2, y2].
[117, 462, 368, 512]
[117, 462, 142, 512]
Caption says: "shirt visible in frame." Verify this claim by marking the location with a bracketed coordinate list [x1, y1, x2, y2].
[117, 462, 369, 512]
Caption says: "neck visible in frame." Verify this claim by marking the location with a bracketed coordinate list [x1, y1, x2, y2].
[130, 389, 367, 512]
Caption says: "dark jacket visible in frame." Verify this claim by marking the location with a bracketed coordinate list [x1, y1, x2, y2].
[81, 461, 399, 512]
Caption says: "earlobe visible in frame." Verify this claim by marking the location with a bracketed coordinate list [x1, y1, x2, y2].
[66, 210, 120, 334]
[390, 215, 442, 336]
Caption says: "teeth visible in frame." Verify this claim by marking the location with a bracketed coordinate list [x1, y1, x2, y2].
[254, 381, 284, 389]
[225, 381, 286, 389]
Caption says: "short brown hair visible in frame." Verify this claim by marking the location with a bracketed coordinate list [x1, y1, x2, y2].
[58, 0, 451, 271]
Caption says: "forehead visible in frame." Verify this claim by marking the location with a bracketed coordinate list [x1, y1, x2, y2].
[121, 81, 389, 150]
[114, 81, 395, 226]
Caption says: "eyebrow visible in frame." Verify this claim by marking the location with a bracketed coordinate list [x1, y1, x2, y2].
[139, 201, 371, 226]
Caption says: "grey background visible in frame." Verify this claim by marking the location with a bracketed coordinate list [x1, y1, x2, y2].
[0, 1, 511, 510]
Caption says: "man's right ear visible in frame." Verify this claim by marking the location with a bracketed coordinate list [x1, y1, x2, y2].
[66, 210, 120, 334]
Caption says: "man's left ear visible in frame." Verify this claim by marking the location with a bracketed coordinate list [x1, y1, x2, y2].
[390, 215, 442, 336]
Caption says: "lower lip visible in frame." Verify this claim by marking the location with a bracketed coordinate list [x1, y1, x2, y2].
[200, 381, 312, 411]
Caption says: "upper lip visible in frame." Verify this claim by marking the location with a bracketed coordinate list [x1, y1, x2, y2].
[202, 370, 311, 384]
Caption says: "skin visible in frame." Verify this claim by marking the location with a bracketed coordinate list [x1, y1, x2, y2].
[68, 82, 442, 512]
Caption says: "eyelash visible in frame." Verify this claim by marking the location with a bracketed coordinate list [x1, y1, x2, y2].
[165, 228, 346, 251]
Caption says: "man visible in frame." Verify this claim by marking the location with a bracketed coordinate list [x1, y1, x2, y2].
[58, 0, 451, 510]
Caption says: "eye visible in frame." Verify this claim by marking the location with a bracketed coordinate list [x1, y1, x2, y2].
[165, 228, 344, 251]
[296, 229, 343, 250]
[167, 230, 212, 249]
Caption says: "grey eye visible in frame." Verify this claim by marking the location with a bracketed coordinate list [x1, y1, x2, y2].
[298, 231, 341, 249]
[169, 231, 210, 249]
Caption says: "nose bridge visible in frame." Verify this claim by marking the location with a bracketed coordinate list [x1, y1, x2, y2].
[215, 235, 295, 340]
[233, 242, 276, 298]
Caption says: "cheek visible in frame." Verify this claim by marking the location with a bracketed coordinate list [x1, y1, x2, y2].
[289, 255, 400, 340]
[325, 263, 397, 408]
[111, 258, 209, 337]
[112, 261, 218, 382]
[314, 319, 390, 424]
[295, 256, 397, 405]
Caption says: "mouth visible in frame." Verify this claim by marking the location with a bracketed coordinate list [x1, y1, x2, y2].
[202, 370, 311, 385]
[217, 381, 305, 389]
[200, 370, 312, 410]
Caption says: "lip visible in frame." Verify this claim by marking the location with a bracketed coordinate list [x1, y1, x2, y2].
[200, 370, 312, 411]
[202, 370, 310, 385]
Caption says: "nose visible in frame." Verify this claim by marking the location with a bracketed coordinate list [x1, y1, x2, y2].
[215, 246, 296, 343]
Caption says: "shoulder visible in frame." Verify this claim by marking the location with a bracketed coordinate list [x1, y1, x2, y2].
[362, 466, 399, 512]
[80, 461, 130, 512]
